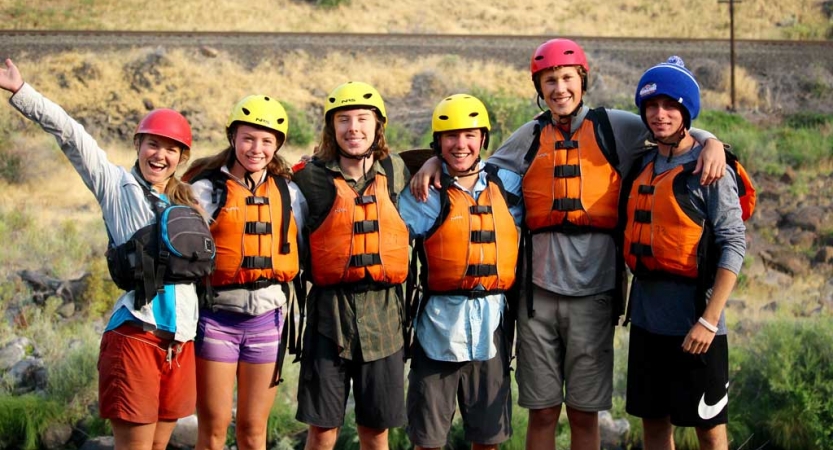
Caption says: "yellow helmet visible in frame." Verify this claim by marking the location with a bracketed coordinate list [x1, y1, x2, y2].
[431, 94, 491, 151]
[226, 95, 289, 141]
[324, 81, 387, 125]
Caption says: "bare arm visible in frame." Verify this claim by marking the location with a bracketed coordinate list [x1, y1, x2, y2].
[682, 268, 736, 354]
[408, 155, 442, 202]
[693, 136, 727, 186]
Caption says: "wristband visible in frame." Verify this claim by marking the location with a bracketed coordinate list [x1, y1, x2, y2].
[698, 317, 718, 333]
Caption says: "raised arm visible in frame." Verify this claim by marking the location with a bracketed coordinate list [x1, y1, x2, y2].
[0, 58, 24, 94]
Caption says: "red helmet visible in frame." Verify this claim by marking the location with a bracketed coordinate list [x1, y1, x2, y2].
[134, 108, 192, 150]
[530, 39, 589, 96]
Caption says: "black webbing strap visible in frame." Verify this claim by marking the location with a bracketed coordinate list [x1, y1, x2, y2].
[242, 256, 272, 269]
[466, 264, 497, 277]
[245, 222, 272, 234]
[275, 176, 292, 255]
[350, 253, 382, 267]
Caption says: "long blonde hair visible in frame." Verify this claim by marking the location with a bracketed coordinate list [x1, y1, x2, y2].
[314, 114, 391, 163]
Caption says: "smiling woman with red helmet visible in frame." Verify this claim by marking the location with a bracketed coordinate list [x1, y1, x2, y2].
[0, 58, 212, 450]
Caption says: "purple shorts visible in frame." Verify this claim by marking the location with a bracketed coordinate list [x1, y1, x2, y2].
[195, 308, 284, 364]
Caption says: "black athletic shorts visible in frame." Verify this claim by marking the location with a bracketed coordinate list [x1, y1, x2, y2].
[295, 331, 406, 429]
[626, 325, 729, 428]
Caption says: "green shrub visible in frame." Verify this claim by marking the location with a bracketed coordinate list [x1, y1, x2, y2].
[285, 102, 317, 148]
[776, 127, 833, 169]
[730, 318, 833, 449]
[83, 257, 123, 318]
[472, 89, 539, 153]
[0, 395, 64, 450]
[384, 123, 420, 152]
[46, 330, 99, 407]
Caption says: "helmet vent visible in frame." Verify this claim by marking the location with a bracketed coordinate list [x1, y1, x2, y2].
[277, 118, 285, 124]
[328, 97, 336, 104]
[363, 93, 373, 100]
[242, 107, 251, 116]
[564, 50, 574, 55]
[438, 115, 449, 121]
[469, 112, 479, 118]
[534, 55, 544, 61]
[264, 96, 271, 101]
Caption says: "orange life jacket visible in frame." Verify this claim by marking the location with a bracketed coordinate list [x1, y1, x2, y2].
[624, 160, 705, 279]
[422, 173, 519, 295]
[522, 108, 621, 234]
[195, 171, 299, 289]
[308, 165, 409, 287]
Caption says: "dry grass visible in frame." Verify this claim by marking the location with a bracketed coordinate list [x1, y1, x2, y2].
[1, 0, 829, 39]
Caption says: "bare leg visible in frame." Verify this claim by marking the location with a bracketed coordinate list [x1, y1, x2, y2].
[305, 425, 339, 450]
[357, 425, 388, 450]
[642, 417, 675, 450]
[111, 418, 176, 450]
[565, 406, 599, 450]
[695, 424, 728, 450]
[235, 361, 280, 450]
[195, 358, 237, 450]
[526, 405, 561, 450]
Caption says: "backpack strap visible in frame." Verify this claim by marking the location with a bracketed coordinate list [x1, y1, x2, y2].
[379, 156, 398, 204]
[273, 175, 293, 255]
[588, 107, 620, 171]
[523, 111, 551, 165]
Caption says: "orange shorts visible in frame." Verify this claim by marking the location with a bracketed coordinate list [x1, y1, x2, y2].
[98, 324, 196, 423]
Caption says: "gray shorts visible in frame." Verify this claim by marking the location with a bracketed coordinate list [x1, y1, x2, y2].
[515, 286, 614, 411]
[406, 327, 512, 447]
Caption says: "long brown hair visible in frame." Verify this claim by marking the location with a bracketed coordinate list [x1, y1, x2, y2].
[313, 112, 391, 163]
[134, 134, 200, 209]
[182, 126, 292, 182]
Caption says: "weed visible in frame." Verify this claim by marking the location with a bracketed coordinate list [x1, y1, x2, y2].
[0, 395, 64, 450]
[285, 102, 317, 148]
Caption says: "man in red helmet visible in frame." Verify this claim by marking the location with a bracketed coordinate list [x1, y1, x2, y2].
[411, 39, 728, 450]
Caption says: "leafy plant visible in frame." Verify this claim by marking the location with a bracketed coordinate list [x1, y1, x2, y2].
[730, 318, 833, 449]
[0, 395, 64, 450]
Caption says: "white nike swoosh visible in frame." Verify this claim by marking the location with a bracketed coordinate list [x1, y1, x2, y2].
[698, 381, 730, 420]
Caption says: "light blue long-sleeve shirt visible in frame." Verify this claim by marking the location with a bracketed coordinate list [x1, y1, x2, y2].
[10, 83, 200, 342]
[399, 162, 523, 362]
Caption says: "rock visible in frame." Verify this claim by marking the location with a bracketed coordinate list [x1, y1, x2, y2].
[0, 337, 29, 371]
[40, 422, 73, 450]
[761, 301, 778, 312]
[726, 299, 747, 310]
[80, 436, 115, 450]
[599, 410, 630, 449]
[781, 206, 826, 232]
[779, 167, 796, 184]
[815, 246, 833, 264]
[10, 357, 48, 394]
[169, 414, 199, 448]
[788, 230, 817, 248]
[57, 301, 76, 318]
[200, 46, 219, 57]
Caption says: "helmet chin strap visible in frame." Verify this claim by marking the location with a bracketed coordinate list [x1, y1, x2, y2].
[227, 139, 258, 191]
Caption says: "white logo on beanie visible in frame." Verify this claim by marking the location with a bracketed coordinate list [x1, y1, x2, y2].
[639, 82, 657, 98]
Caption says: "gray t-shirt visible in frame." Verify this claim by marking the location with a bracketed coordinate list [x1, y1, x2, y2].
[487, 105, 716, 296]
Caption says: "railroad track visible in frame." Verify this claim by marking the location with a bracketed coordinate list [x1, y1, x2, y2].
[2, 30, 831, 74]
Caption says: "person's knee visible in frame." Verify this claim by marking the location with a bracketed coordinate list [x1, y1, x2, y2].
[357, 425, 388, 450]
[565, 407, 598, 430]
[306, 425, 339, 450]
[529, 406, 561, 428]
[235, 419, 269, 450]
[696, 424, 728, 450]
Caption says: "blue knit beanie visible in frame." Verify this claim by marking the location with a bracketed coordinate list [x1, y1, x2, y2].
[635, 56, 701, 129]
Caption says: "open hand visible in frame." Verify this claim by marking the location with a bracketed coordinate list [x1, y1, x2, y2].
[0, 59, 24, 94]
